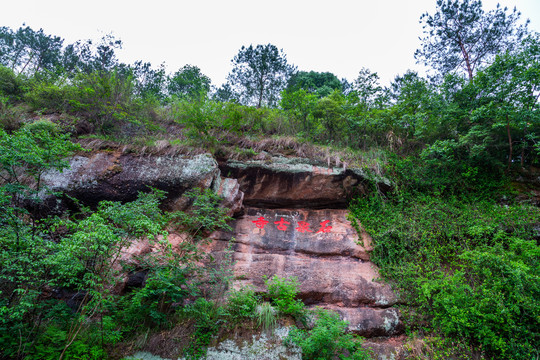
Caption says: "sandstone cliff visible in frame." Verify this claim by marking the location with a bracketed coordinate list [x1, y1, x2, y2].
[42, 151, 402, 359]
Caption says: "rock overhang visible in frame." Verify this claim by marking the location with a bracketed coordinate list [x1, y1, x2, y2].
[220, 156, 391, 209]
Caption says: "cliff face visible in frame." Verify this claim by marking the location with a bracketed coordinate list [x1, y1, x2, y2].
[42, 152, 402, 359]
[208, 207, 402, 339]
[213, 158, 404, 358]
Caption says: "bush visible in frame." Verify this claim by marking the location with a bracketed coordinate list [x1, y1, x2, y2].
[350, 193, 540, 360]
[421, 241, 540, 359]
[121, 266, 194, 328]
[226, 286, 259, 321]
[265, 275, 305, 318]
[286, 308, 371, 360]
[25, 82, 69, 112]
[0, 96, 25, 131]
[0, 66, 24, 99]
[183, 298, 228, 359]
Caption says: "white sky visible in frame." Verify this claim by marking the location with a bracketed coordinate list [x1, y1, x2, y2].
[1, 0, 539, 87]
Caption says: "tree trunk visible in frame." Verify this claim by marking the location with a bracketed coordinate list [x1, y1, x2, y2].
[257, 86, 264, 109]
[507, 115, 513, 170]
[457, 36, 474, 81]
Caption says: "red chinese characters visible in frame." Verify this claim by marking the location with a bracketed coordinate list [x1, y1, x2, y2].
[252, 215, 332, 233]
[316, 220, 332, 233]
[295, 221, 313, 233]
[252, 216, 269, 229]
[274, 217, 291, 231]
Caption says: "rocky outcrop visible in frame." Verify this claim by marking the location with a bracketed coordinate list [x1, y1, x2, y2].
[207, 207, 401, 339]
[40, 152, 245, 214]
[213, 177, 244, 216]
[42, 151, 402, 358]
[219, 156, 391, 209]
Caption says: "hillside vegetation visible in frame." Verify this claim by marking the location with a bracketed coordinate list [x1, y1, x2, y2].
[1, 0, 539, 358]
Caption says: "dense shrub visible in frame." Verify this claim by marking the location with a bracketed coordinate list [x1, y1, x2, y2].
[226, 286, 259, 321]
[0, 65, 24, 99]
[350, 193, 540, 359]
[265, 275, 305, 318]
[286, 308, 371, 360]
[183, 298, 228, 359]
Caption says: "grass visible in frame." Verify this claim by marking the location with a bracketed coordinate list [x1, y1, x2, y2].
[256, 302, 277, 335]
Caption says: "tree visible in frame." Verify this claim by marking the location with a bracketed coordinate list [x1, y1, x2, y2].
[168, 64, 211, 100]
[352, 67, 388, 111]
[227, 44, 295, 108]
[66, 34, 123, 74]
[415, 0, 529, 81]
[0, 26, 63, 75]
[472, 35, 540, 169]
[390, 70, 440, 139]
[312, 90, 346, 142]
[212, 83, 237, 103]
[130, 61, 166, 102]
[285, 70, 342, 98]
[280, 88, 318, 135]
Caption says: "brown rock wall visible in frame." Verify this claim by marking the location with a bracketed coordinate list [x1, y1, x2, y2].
[207, 207, 401, 337]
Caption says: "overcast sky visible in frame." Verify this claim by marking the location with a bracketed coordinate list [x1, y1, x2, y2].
[1, 0, 539, 87]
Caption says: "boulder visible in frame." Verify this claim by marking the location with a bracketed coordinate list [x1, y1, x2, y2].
[220, 156, 391, 209]
[323, 306, 403, 337]
[213, 177, 244, 216]
[40, 152, 220, 210]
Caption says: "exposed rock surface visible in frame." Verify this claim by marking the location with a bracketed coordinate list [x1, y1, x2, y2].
[208, 207, 401, 340]
[213, 177, 244, 216]
[40, 152, 246, 215]
[219, 156, 391, 209]
[42, 151, 403, 359]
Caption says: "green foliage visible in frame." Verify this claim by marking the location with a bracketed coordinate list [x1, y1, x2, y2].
[0, 26, 64, 76]
[286, 71, 342, 98]
[24, 317, 121, 360]
[352, 67, 388, 111]
[227, 43, 296, 108]
[312, 90, 346, 143]
[421, 242, 539, 358]
[168, 64, 211, 101]
[472, 35, 540, 167]
[25, 81, 69, 112]
[415, 0, 529, 80]
[130, 60, 167, 102]
[0, 65, 24, 99]
[174, 188, 232, 239]
[0, 96, 26, 131]
[120, 267, 192, 329]
[265, 275, 305, 318]
[350, 193, 540, 360]
[68, 70, 138, 130]
[183, 298, 228, 359]
[0, 121, 169, 359]
[226, 286, 259, 321]
[280, 88, 318, 137]
[286, 308, 371, 360]
[256, 302, 277, 333]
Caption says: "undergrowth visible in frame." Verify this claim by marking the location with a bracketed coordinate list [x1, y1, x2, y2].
[350, 188, 540, 359]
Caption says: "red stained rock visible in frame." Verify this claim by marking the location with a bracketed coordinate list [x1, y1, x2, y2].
[207, 207, 401, 337]
[220, 157, 390, 209]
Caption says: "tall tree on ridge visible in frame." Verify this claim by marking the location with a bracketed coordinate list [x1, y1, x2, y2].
[227, 44, 296, 108]
[415, 0, 529, 81]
